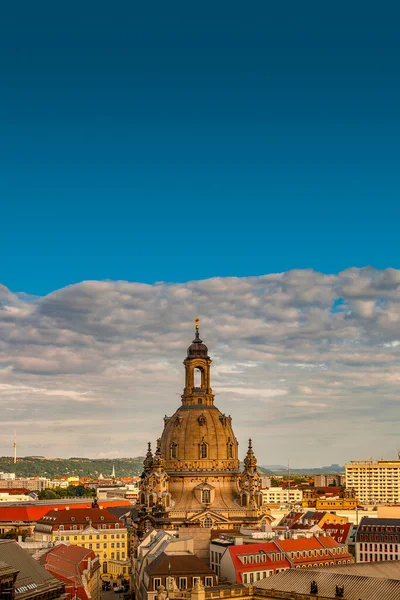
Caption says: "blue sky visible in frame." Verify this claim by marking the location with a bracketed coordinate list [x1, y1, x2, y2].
[1, 1, 400, 295]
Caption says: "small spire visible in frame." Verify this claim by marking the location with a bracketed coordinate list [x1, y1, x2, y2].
[194, 317, 200, 340]
[244, 438, 257, 473]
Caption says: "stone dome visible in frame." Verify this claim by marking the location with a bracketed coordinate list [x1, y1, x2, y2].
[160, 404, 239, 472]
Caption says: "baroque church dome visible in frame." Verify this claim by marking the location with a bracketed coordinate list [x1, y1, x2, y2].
[135, 320, 269, 531]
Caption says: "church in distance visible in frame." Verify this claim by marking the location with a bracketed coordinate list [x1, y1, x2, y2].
[135, 321, 272, 534]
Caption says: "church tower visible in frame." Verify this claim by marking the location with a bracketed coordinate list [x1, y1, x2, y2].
[136, 320, 271, 532]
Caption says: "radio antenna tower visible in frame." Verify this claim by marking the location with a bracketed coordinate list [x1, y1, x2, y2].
[13, 430, 17, 464]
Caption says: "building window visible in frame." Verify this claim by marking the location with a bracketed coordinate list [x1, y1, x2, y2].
[59, 525, 64, 531]
[170, 442, 178, 459]
[115, 524, 119, 529]
[179, 578, 187, 590]
[202, 489, 211, 504]
[192, 578, 200, 587]
[74, 536, 78, 541]
[154, 578, 162, 590]
[200, 442, 208, 459]
[203, 517, 213, 528]
[205, 577, 213, 587]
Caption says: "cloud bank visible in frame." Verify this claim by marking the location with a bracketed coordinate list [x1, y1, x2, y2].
[1, 267, 400, 466]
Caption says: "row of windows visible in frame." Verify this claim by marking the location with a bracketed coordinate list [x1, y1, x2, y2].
[359, 554, 398, 562]
[58, 529, 124, 538]
[359, 543, 400, 552]
[169, 442, 233, 460]
[58, 524, 120, 531]
[359, 534, 400, 542]
[59, 537, 124, 549]
[241, 553, 285, 564]
[242, 571, 274, 583]
[153, 577, 213, 590]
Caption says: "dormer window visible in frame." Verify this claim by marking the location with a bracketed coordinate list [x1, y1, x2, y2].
[59, 525, 64, 531]
[71, 517, 75, 522]
[115, 524, 119, 529]
[100, 516, 104, 521]
[201, 488, 211, 503]
[86, 517, 90, 521]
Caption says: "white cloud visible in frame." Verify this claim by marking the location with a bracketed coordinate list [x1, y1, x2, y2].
[1, 267, 400, 466]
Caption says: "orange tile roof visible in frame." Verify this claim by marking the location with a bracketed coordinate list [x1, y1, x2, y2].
[0, 499, 130, 523]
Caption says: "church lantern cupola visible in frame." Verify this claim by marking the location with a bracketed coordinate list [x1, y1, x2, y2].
[182, 319, 214, 406]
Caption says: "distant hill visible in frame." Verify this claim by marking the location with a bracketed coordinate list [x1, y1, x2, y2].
[0, 456, 274, 478]
[0, 456, 145, 478]
[261, 463, 345, 475]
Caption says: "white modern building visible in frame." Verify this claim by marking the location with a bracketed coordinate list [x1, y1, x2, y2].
[346, 460, 400, 504]
[261, 487, 303, 505]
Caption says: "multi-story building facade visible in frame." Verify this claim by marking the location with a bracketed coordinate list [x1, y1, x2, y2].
[210, 536, 353, 584]
[33, 507, 129, 579]
[261, 487, 303, 505]
[314, 474, 345, 488]
[346, 460, 400, 504]
[0, 477, 50, 491]
[355, 517, 400, 563]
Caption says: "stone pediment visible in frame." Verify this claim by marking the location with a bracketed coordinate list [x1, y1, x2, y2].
[186, 509, 231, 524]
[193, 483, 215, 490]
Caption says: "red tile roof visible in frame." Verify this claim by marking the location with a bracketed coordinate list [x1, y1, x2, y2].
[41, 544, 97, 600]
[37, 507, 119, 528]
[0, 500, 130, 523]
[228, 542, 291, 580]
[321, 523, 352, 545]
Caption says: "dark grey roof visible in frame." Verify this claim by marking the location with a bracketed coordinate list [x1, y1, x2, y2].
[254, 564, 400, 600]
[0, 540, 64, 598]
[359, 517, 400, 526]
[106, 506, 132, 519]
[145, 552, 215, 577]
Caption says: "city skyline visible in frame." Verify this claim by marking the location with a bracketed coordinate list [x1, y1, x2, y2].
[1, 267, 400, 466]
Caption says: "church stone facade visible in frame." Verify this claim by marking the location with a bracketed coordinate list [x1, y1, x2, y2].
[135, 322, 271, 534]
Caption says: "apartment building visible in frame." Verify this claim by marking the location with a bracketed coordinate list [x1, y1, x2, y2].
[33, 507, 129, 579]
[261, 487, 303, 505]
[346, 460, 400, 504]
[356, 517, 400, 563]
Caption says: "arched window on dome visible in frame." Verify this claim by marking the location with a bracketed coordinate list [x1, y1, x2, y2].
[200, 442, 208, 459]
[170, 442, 178, 459]
[203, 517, 213, 528]
[140, 493, 145, 505]
[202, 489, 211, 503]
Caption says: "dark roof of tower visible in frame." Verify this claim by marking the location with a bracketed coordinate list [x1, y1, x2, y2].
[187, 325, 210, 359]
